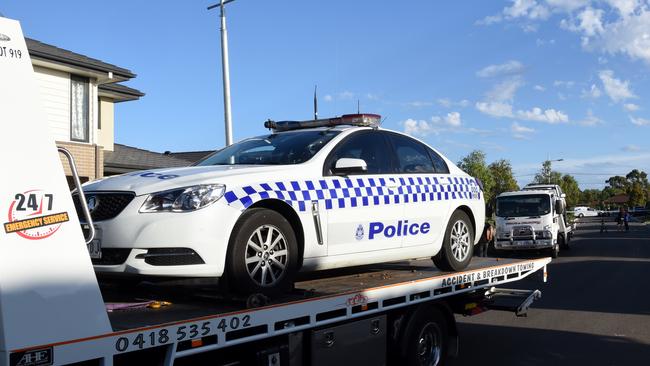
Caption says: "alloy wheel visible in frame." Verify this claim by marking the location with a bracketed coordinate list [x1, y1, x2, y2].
[245, 225, 288, 287]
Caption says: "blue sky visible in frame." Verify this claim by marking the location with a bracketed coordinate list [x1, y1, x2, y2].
[4, 1, 650, 189]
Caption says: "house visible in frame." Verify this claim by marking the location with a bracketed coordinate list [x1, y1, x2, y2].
[165, 150, 217, 164]
[604, 194, 629, 205]
[104, 144, 192, 176]
[27, 38, 144, 186]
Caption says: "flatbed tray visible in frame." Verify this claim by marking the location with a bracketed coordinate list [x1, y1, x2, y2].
[102, 257, 546, 332]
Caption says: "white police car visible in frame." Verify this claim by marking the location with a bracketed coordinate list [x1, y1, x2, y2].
[78, 114, 485, 294]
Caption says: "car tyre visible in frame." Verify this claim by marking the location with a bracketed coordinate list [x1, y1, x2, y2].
[433, 210, 474, 271]
[400, 306, 449, 366]
[226, 208, 298, 296]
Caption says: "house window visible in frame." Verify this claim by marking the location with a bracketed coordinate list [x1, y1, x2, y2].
[70, 75, 89, 142]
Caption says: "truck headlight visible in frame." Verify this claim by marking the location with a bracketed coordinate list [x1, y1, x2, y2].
[140, 184, 226, 213]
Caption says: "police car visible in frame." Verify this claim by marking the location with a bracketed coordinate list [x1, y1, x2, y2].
[78, 114, 485, 294]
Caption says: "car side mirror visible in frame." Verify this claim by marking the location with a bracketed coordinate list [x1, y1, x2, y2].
[333, 158, 367, 175]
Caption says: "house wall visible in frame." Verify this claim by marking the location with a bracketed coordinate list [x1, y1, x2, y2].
[33, 65, 108, 185]
[57, 141, 103, 182]
[33, 65, 70, 142]
[98, 97, 115, 151]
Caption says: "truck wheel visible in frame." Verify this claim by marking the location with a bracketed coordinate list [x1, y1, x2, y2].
[549, 239, 560, 259]
[227, 208, 298, 295]
[400, 306, 448, 366]
[559, 233, 570, 250]
[433, 211, 474, 271]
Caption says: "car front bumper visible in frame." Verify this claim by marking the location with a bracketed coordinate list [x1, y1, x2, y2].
[89, 195, 242, 277]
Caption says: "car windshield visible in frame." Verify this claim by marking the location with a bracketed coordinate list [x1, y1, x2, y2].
[496, 195, 551, 217]
[196, 130, 340, 166]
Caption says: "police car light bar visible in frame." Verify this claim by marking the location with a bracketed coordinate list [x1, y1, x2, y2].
[264, 113, 381, 132]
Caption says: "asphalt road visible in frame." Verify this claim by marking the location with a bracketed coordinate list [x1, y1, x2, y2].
[449, 218, 650, 366]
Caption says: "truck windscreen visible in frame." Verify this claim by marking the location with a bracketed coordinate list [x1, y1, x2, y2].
[496, 195, 551, 217]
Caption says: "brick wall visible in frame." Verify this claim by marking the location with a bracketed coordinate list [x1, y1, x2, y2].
[56, 141, 104, 184]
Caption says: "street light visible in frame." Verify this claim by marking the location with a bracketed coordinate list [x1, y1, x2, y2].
[208, 0, 236, 146]
[547, 158, 564, 184]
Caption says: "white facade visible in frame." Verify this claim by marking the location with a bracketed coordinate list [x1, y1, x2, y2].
[33, 65, 99, 146]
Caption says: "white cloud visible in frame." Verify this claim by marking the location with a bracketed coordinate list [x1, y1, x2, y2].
[577, 110, 603, 126]
[534, 84, 546, 91]
[622, 144, 642, 152]
[404, 118, 435, 137]
[623, 103, 639, 111]
[405, 100, 433, 108]
[581, 84, 602, 98]
[599, 70, 636, 102]
[339, 91, 354, 100]
[606, 0, 639, 17]
[437, 98, 470, 108]
[481, 1, 650, 65]
[366, 93, 379, 100]
[630, 116, 650, 126]
[577, 7, 605, 37]
[553, 80, 576, 88]
[516, 107, 569, 123]
[545, 0, 590, 12]
[486, 77, 525, 102]
[402, 112, 472, 137]
[445, 112, 462, 127]
[479, 0, 550, 25]
[476, 101, 515, 118]
[511, 122, 536, 140]
[477, 60, 525, 78]
[512, 121, 536, 134]
[323, 94, 333, 102]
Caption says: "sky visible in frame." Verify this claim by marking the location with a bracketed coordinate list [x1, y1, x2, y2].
[3, 0, 650, 189]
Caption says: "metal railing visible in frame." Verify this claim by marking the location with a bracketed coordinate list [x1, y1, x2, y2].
[58, 147, 95, 244]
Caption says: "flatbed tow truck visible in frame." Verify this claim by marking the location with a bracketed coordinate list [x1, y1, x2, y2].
[0, 17, 550, 366]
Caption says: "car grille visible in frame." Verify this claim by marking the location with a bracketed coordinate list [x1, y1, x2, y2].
[73, 192, 135, 222]
[92, 248, 131, 266]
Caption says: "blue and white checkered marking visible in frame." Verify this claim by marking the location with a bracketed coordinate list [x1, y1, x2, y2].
[224, 175, 481, 212]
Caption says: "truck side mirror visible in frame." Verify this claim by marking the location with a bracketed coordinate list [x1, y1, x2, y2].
[555, 200, 564, 214]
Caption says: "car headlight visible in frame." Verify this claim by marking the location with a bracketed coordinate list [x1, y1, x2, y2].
[139, 184, 226, 213]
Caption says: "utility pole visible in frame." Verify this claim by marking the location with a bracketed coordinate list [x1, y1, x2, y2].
[208, 0, 236, 146]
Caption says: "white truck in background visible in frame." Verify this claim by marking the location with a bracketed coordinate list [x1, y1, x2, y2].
[495, 184, 571, 258]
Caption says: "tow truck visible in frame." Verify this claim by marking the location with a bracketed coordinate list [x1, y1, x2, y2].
[0, 17, 550, 366]
[494, 185, 571, 258]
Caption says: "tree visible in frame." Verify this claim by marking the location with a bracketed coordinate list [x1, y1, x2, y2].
[533, 160, 562, 185]
[581, 189, 604, 207]
[626, 169, 649, 207]
[605, 175, 628, 195]
[488, 159, 519, 214]
[559, 174, 581, 208]
[604, 170, 650, 207]
[457, 150, 495, 212]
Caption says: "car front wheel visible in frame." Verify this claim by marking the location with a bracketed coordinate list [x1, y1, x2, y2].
[227, 208, 298, 295]
[433, 210, 474, 271]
